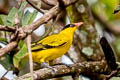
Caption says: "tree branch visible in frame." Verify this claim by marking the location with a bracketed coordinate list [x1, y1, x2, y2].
[18, 60, 108, 80]
[18, 0, 77, 39]
[23, 0, 77, 34]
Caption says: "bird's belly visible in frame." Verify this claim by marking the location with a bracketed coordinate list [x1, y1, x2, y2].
[32, 42, 71, 63]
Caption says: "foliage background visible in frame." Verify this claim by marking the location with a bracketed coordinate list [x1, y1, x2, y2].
[0, 0, 120, 80]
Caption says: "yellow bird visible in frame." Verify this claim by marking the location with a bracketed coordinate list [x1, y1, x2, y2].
[25, 22, 83, 69]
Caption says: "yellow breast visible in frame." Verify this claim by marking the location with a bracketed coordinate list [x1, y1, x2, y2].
[32, 40, 72, 63]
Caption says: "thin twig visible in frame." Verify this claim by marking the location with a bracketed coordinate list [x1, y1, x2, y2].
[42, 0, 56, 6]
[26, 35, 34, 80]
[10, 13, 20, 41]
[26, 0, 45, 14]
[18, 0, 22, 9]
[105, 67, 120, 80]
[1, 70, 8, 79]
[0, 25, 15, 32]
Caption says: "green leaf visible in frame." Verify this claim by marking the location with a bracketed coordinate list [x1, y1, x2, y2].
[18, 1, 27, 18]
[0, 16, 4, 25]
[13, 43, 27, 68]
[18, 40, 25, 48]
[0, 38, 7, 42]
[22, 11, 33, 26]
[0, 54, 13, 70]
[0, 15, 8, 25]
[28, 2, 41, 24]
[18, 1, 27, 26]
[7, 7, 18, 26]
[28, 10, 38, 24]
[22, 2, 41, 26]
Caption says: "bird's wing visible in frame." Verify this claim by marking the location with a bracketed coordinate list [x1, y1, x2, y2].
[31, 34, 69, 51]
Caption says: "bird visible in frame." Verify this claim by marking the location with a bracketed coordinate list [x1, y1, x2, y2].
[25, 22, 83, 70]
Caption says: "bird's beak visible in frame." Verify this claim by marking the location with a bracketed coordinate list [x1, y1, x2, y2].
[74, 22, 83, 28]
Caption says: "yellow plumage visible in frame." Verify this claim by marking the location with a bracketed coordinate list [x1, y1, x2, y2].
[25, 22, 83, 64]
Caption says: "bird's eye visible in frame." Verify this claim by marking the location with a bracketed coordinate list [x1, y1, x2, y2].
[62, 24, 75, 30]
[70, 24, 75, 27]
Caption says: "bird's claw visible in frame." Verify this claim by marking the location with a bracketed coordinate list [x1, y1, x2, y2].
[47, 66, 58, 74]
[41, 62, 57, 73]
[51, 67, 58, 73]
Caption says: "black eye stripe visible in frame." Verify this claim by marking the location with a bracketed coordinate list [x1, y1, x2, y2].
[62, 24, 75, 30]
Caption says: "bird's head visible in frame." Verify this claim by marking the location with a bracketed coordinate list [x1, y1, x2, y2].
[61, 22, 83, 34]
[62, 22, 83, 30]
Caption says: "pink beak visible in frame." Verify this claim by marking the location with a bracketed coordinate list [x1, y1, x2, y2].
[74, 22, 83, 27]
